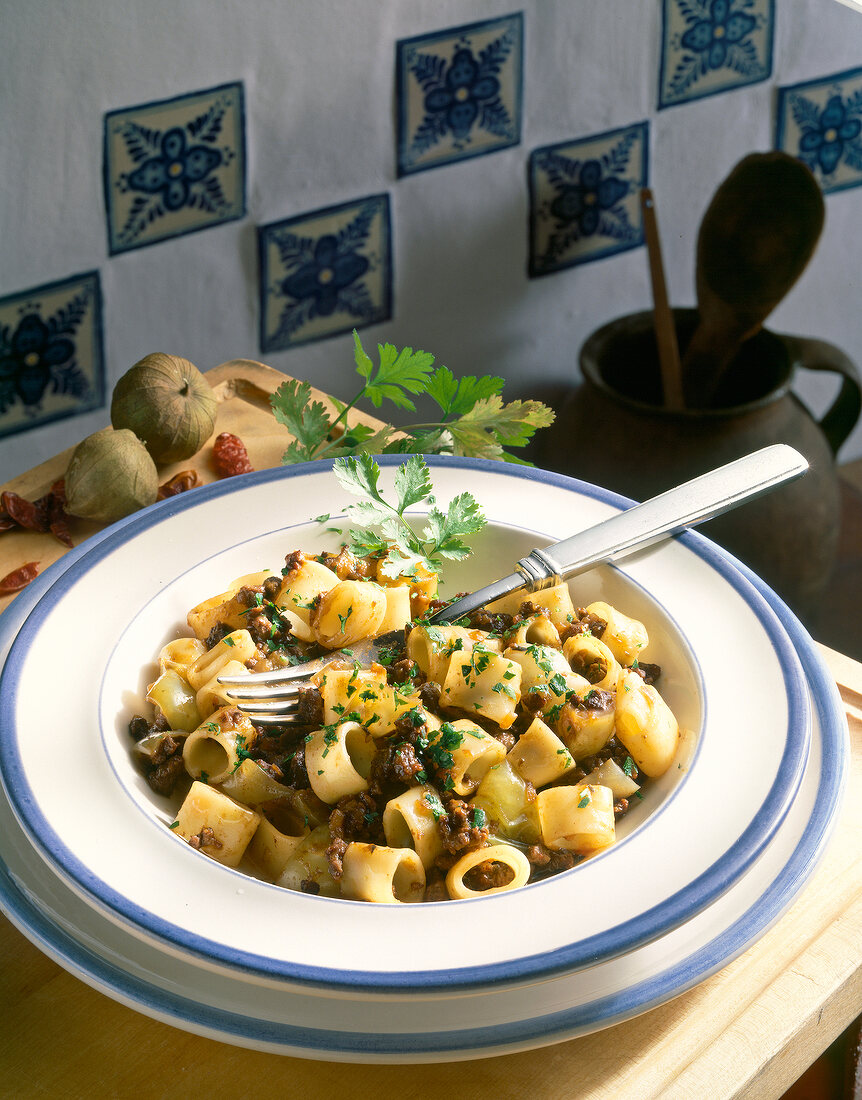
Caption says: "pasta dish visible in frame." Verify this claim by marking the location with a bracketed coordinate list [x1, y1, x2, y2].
[128, 543, 680, 903]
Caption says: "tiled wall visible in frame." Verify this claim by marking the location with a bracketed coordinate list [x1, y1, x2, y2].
[3, 0, 862, 480]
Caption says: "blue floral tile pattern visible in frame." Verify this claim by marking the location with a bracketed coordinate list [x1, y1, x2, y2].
[104, 82, 245, 255]
[396, 13, 523, 177]
[658, 0, 774, 109]
[528, 123, 649, 277]
[258, 194, 392, 353]
[776, 66, 862, 195]
[0, 271, 104, 440]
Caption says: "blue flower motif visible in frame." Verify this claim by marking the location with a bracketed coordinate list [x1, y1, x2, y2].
[680, 0, 756, 69]
[0, 314, 75, 411]
[798, 94, 862, 175]
[280, 235, 369, 318]
[549, 160, 629, 237]
[127, 127, 222, 211]
[423, 48, 501, 142]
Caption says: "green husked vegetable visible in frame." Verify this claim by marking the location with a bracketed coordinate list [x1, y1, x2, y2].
[269, 331, 554, 465]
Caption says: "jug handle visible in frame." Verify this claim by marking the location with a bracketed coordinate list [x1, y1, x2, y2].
[781, 334, 862, 456]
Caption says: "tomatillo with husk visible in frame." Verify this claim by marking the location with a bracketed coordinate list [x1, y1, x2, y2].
[111, 353, 217, 464]
[66, 427, 159, 523]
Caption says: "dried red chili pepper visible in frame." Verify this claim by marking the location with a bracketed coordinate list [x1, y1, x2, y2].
[1, 491, 48, 532]
[157, 470, 201, 500]
[212, 432, 254, 478]
[44, 480, 73, 547]
[0, 481, 73, 547]
[0, 561, 39, 595]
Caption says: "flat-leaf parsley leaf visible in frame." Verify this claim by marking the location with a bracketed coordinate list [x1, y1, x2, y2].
[334, 453, 486, 576]
[269, 331, 554, 465]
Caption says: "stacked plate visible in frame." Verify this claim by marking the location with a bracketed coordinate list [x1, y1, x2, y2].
[0, 457, 848, 1063]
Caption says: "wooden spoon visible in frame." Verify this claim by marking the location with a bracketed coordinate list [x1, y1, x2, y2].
[641, 188, 685, 410]
[682, 152, 825, 409]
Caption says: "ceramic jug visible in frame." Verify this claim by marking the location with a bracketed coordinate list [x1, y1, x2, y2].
[529, 309, 862, 616]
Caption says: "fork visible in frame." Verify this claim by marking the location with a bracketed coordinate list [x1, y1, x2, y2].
[218, 444, 807, 724]
[217, 636, 397, 724]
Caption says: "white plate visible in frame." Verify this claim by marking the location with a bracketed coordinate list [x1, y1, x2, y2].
[0, 556, 846, 1061]
[0, 458, 810, 991]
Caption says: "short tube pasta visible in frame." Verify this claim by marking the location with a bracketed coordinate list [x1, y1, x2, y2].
[247, 813, 309, 880]
[584, 601, 649, 665]
[186, 629, 256, 691]
[195, 658, 250, 719]
[159, 637, 206, 675]
[562, 633, 621, 691]
[377, 584, 413, 635]
[173, 781, 260, 868]
[340, 843, 426, 903]
[276, 825, 341, 897]
[581, 757, 640, 799]
[486, 581, 575, 626]
[146, 668, 201, 731]
[275, 556, 340, 642]
[218, 757, 294, 806]
[317, 664, 402, 736]
[439, 646, 521, 729]
[445, 844, 531, 900]
[428, 719, 507, 797]
[182, 706, 257, 785]
[186, 570, 272, 640]
[382, 785, 445, 869]
[505, 614, 561, 648]
[305, 721, 376, 803]
[536, 784, 615, 855]
[614, 670, 679, 777]
[504, 643, 587, 715]
[507, 715, 576, 788]
[375, 557, 438, 617]
[555, 690, 617, 760]
[407, 624, 493, 685]
[311, 579, 386, 648]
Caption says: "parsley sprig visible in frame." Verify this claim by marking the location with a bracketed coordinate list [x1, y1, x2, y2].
[333, 453, 486, 574]
[270, 331, 554, 465]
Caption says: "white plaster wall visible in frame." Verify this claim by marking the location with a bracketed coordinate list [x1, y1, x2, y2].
[2, 0, 861, 482]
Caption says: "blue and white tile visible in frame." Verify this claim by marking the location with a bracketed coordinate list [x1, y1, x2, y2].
[776, 66, 862, 195]
[396, 12, 523, 177]
[528, 122, 649, 277]
[104, 82, 245, 255]
[0, 271, 105, 440]
[658, 0, 774, 109]
[258, 193, 392, 353]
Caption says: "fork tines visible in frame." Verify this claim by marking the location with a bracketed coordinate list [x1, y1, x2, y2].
[219, 675, 308, 725]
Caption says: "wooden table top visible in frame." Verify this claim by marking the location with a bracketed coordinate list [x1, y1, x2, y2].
[1, 361, 860, 1099]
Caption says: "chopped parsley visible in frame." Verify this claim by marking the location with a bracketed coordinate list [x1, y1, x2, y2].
[424, 792, 445, 821]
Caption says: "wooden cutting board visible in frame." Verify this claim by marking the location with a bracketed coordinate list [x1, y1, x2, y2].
[0, 359, 385, 614]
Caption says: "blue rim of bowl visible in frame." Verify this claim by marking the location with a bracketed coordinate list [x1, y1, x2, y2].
[0, 456, 810, 992]
[0, 559, 845, 1057]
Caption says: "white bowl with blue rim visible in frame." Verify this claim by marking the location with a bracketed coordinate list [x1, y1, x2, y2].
[0, 457, 814, 1003]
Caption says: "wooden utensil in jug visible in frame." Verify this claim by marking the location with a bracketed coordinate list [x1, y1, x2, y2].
[641, 188, 685, 411]
[681, 152, 825, 409]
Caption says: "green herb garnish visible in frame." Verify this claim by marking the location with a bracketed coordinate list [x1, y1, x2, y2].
[269, 332, 554, 466]
[332, 452, 487, 576]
